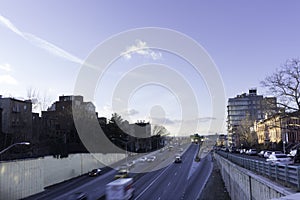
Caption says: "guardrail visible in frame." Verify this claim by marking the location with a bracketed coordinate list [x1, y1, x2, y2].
[216, 151, 300, 190]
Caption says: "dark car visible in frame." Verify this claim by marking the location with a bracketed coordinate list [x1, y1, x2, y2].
[88, 168, 101, 177]
[174, 156, 182, 163]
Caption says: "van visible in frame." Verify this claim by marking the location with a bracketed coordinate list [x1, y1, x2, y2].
[106, 178, 134, 200]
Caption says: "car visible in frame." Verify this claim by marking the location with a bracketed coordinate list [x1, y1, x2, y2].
[265, 151, 284, 158]
[246, 149, 257, 156]
[139, 157, 147, 162]
[66, 192, 88, 200]
[88, 168, 102, 177]
[229, 146, 237, 153]
[240, 149, 246, 154]
[264, 151, 272, 158]
[146, 156, 156, 162]
[271, 151, 283, 155]
[266, 154, 293, 165]
[114, 168, 129, 179]
[126, 161, 135, 168]
[258, 150, 265, 157]
[174, 156, 182, 163]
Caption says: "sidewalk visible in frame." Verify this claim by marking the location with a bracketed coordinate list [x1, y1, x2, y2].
[198, 155, 230, 200]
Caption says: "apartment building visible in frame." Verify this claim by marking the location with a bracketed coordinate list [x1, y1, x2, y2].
[227, 89, 277, 147]
[0, 96, 32, 147]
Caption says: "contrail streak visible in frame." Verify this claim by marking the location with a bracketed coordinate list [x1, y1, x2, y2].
[0, 14, 90, 67]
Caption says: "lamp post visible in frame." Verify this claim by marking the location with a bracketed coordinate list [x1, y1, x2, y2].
[0, 142, 30, 155]
[0, 142, 30, 160]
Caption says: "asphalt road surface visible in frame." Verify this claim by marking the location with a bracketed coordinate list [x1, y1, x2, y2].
[24, 143, 213, 200]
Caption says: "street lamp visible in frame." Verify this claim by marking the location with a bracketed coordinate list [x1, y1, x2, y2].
[0, 142, 30, 155]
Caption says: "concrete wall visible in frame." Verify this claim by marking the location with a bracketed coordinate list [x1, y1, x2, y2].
[0, 158, 44, 200]
[43, 153, 125, 187]
[0, 153, 125, 200]
[214, 153, 295, 200]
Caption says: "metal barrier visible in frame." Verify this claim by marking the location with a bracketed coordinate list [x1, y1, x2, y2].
[216, 151, 300, 189]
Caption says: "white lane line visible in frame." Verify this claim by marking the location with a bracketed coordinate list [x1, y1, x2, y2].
[134, 164, 172, 200]
[175, 172, 177, 176]
[168, 182, 171, 186]
[158, 197, 161, 200]
[196, 157, 213, 199]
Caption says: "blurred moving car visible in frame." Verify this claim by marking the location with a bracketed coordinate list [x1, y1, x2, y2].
[88, 168, 102, 177]
[115, 168, 129, 179]
[66, 192, 88, 200]
[266, 154, 293, 165]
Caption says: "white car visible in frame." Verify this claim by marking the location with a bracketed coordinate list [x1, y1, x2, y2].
[139, 157, 147, 162]
[266, 154, 293, 165]
[246, 149, 257, 156]
[264, 151, 272, 158]
[146, 156, 156, 162]
[126, 161, 135, 168]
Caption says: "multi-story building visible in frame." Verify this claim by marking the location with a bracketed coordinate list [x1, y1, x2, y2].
[227, 89, 277, 147]
[41, 95, 97, 155]
[254, 114, 282, 146]
[255, 111, 300, 148]
[0, 96, 32, 147]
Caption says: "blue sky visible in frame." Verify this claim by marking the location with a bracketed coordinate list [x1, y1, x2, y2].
[0, 1, 300, 135]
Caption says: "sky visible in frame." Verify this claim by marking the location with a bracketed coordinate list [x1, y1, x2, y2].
[0, 1, 300, 136]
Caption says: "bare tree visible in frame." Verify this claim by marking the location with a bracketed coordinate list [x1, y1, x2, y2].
[237, 115, 258, 147]
[26, 87, 52, 113]
[261, 58, 300, 111]
[27, 87, 39, 111]
[152, 125, 168, 136]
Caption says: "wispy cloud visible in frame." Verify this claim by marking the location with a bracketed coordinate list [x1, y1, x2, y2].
[127, 109, 139, 116]
[121, 39, 162, 60]
[197, 117, 216, 123]
[151, 117, 176, 125]
[0, 74, 18, 85]
[0, 14, 83, 65]
[0, 63, 12, 72]
[150, 116, 217, 125]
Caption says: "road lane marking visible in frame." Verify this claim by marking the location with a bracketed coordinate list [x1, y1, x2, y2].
[134, 164, 172, 200]
[175, 172, 177, 176]
[168, 182, 171, 186]
[196, 156, 213, 199]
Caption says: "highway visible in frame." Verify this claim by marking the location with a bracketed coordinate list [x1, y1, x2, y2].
[133, 144, 212, 200]
[24, 142, 213, 200]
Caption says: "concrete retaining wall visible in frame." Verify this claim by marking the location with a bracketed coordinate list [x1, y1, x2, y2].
[0, 158, 44, 200]
[214, 153, 294, 200]
[0, 153, 125, 200]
